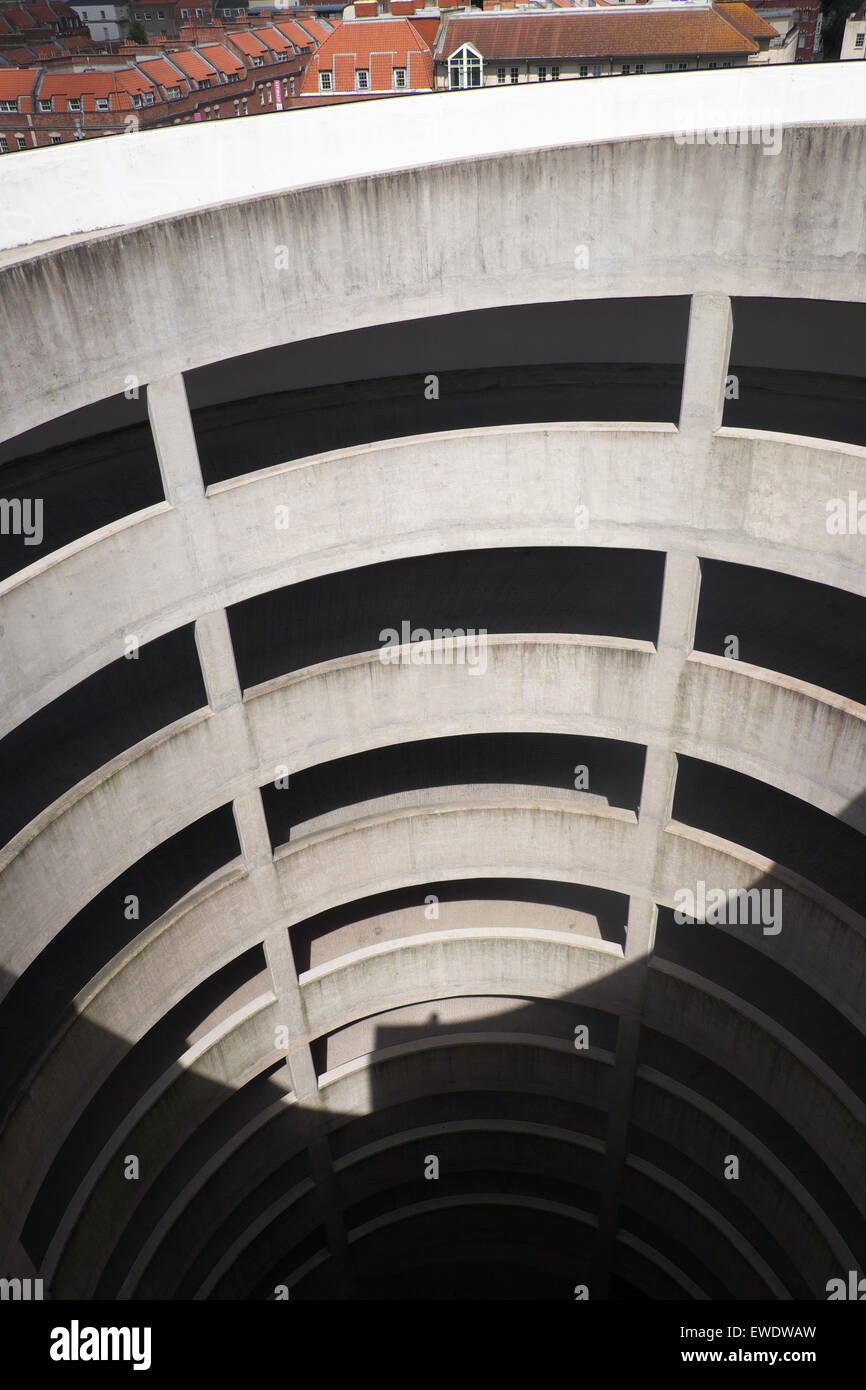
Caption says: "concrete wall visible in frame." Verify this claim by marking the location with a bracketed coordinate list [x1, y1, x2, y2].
[1, 69, 864, 1300]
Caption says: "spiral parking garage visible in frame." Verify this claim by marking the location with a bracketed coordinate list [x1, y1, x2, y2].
[0, 64, 865, 1300]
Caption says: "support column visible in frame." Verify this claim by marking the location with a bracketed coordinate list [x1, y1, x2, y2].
[148, 372, 355, 1295]
[592, 292, 730, 1296]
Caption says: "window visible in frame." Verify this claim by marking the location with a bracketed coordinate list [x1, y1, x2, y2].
[195, 6, 204, 14]
[356, 68, 369, 90]
[0, 99, 18, 112]
[180, 6, 189, 14]
[68, 96, 82, 110]
[678, 62, 688, 70]
[857, 33, 865, 47]
[50, 134, 61, 144]
[95, 96, 110, 110]
[448, 44, 482, 89]
[551, 66, 559, 80]
[319, 69, 332, 91]
[497, 67, 505, 83]
[252, 54, 264, 66]
[510, 66, 518, 83]
[708, 60, 717, 69]
[592, 63, 602, 76]
[635, 63, 644, 73]
[621, 64, 630, 74]
[100, 7, 106, 15]
[664, 62, 673, 71]
[143, 89, 155, 103]
[0, 137, 7, 153]
[16, 134, 26, 148]
[579, 64, 588, 77]
[242, 96, 248, 113]
[393, 67, 406, 88]
[165, 85, 180, 99]
[143, 9, 151, 18]
[275, 50, 286, 61]
[233, 98, 239, 113]
[197, 77, 210, 88]
[537, 66, 547, 81]
[39, 98, 53, 111]
[722, 60, 732, 67]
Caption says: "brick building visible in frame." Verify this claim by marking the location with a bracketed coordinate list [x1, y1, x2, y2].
[299, 15, 434, 97]
[0, 17, 314, 147]
[434, 3, 782, 88]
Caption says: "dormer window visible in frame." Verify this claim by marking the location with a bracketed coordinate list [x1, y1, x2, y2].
[356, 67, 369, 90]
[448, 43, 482, 89]
[319, 69, 332, 91]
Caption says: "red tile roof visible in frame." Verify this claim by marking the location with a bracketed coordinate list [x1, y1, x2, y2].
[197, 41, 243, 74]
[2, 44, 35, 62]
[4, 6, 37, 27]
[26, 69, 155, 109]
[294, 16, 330, 42]
[167, 46, 215, 79]
[225, 28, 267, 55]
[301, 16, 433, 93]
[252, 24, 292, 54]
[0, 67, 35, 97]
[136, 54, 186, 85]
[273, 19, 316, 50]
[27, 4, 60, 21]
[715, 2, 777, 39]
[436, 7, 764, 59]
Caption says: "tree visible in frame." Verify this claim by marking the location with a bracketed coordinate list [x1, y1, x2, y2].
[126, 19, 148, 44]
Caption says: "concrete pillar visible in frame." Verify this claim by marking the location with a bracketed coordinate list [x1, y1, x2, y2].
[593, 541, 702, 1292]
[678, 293, 733, 437]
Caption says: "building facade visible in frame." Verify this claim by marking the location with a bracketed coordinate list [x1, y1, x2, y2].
[434, 4, 782, 88]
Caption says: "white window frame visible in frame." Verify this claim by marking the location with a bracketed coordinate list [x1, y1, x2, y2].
[39, 97, 53, 111]
[0, 99, 18, 112]
[95, 96, 110, 110]
[319, 69, 332, 91]
[355, 67, 369, 90]
[448, 43, 482, 90]
[393, 66, 406, 88]
[68, 96, 82, 110]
